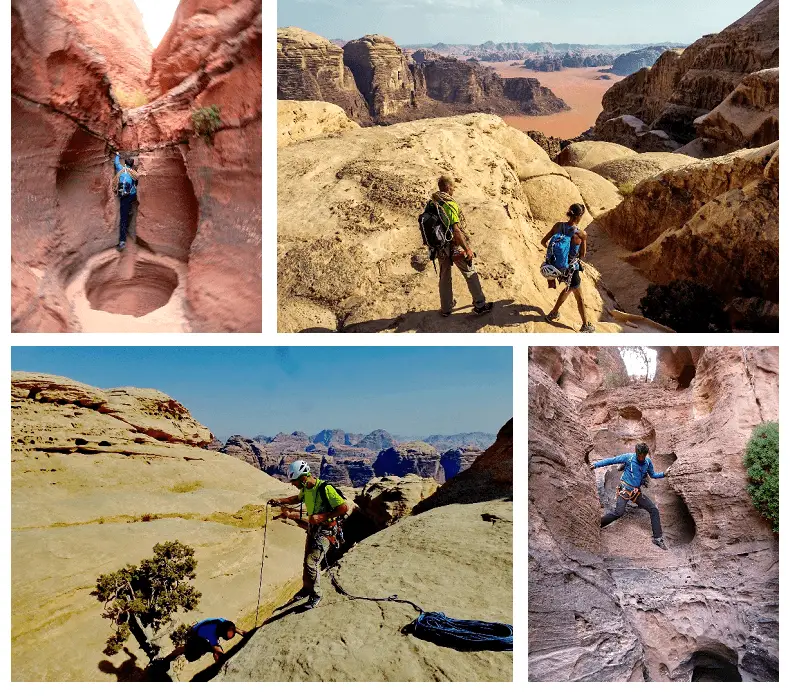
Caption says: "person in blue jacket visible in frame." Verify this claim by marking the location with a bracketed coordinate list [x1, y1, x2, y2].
[113, 153, 139, 251]
[589, 442, 673, 550]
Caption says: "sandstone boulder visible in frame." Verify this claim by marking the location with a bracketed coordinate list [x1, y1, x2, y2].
[556, 141, 638, 170]
[596, 142, 778, 304]
[277, 100, 360, 147]
[216, 500, 513, 681]
[278, 111, 653, 334]
[354, 474, 440, 529]
[590, 152, 697, 188]
[11, 372, 302, 681]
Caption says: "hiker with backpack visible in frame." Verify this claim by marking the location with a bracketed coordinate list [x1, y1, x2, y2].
[112, 152, 140, 251]
[268, 460, 350, 610]
[160, 618, 244, 665]
[419, 175, 493, 317]
[539, 203, 595, 333]
[590, 443, 673, 550]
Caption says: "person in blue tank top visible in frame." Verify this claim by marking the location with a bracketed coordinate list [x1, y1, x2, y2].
[540, 203, 594, 333]
[590, 443, 673, 550]
[113, 153, 140, 251]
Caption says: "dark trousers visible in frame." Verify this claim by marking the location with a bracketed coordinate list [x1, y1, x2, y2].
[119, 193, 137, 243]
[601, 492, 663, 538]
[438, 251, 487, 313]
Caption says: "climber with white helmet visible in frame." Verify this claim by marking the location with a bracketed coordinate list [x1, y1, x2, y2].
[268, 460, 350, 610]
[590, 442, 672, 550]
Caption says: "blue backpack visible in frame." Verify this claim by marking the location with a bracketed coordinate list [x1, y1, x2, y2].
[541, 223, 580, 279]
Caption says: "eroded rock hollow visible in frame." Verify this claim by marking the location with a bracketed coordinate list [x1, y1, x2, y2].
[11, 0, 262, 332]
[528, 346, 778, 681]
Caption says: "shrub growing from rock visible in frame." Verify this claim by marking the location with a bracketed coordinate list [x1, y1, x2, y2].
[744, 422, 779, 532]
[191, 105, 222, 144]
[94, 540, 201, 657]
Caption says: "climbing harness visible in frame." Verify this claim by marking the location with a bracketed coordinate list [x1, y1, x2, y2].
[253, 502, 270, 627]
[616, 481, 641, 503]
[327, 565, 513, 652]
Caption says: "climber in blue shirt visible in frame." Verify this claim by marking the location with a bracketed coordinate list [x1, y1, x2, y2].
[113, 153, 139, 251]
[589, 442, 673, 550]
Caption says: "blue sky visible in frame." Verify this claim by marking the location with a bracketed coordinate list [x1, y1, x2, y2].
[278, 0, 761, 45]
[12, 347, 512, 441]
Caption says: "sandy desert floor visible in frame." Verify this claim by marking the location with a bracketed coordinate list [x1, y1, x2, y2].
[491, 63, 625, 138]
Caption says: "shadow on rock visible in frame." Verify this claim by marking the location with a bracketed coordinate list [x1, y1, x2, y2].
[301, 300, 563, 333]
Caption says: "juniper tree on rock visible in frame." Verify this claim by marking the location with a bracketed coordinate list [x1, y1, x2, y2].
[94, 540, 201, 659]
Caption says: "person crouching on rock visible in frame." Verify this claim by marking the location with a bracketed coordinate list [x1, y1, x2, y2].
[540, 203, 595, 333]
[112, 152, 140, 251]
[589, 443, 673, 550]
[432, 175, 493, 317]
[268, 460, 349, 611]
[161, 618, 244, 665]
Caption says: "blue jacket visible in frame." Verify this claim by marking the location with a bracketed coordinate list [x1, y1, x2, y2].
[593, 453, 664, 488]
[191, 618, 226, 646]
[114, 154, 137, 196]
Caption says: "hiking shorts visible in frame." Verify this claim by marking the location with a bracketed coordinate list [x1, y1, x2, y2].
[568, 269, 581, 289]
[183, 633, 212, 662]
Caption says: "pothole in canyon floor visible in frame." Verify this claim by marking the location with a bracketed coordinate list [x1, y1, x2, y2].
[65, 245, 190, 332]
[86, 257, 178, 317]
[688, 650, 743, 682]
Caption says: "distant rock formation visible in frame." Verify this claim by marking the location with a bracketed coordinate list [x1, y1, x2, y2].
[276, 28, 568, 125]
[609, 45, 675, 76]
[373, 442, 444, 482]
[277, 27, 371, 124]
[357, 429, 395, 451]
[594, 0, 778, 151]
[522, 52, 617, 71]
[424, 431, 495, 450]
[439, 447, 482, 479]
[415, 419, 512, 513]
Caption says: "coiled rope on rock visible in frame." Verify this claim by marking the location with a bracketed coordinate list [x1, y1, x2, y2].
[327, 565, 513, 652]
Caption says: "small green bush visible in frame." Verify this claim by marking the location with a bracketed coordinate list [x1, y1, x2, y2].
[169, 622, 192, 648]
[744, 422, 779, 532]
[639, 280, 730, 332]
[617, 182, 636, 196]
[191, 105, 222, 144]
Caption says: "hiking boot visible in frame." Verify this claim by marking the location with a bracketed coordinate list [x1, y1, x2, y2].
[652, 536, 668, 550]
[303, 595, 322, 611]
[580, 322, 595, 333]
[473, 302, 493, 315]
[117, 241, 126, 251]
[546, 310, 560, 321]
[441, 299, 458, 317]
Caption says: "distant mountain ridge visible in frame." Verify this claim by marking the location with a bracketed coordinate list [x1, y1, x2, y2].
[213, 427, 497, 488]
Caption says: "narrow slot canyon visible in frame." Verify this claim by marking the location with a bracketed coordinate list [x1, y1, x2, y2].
[529, 346, 778, 682]
[11, 0, 263, 332]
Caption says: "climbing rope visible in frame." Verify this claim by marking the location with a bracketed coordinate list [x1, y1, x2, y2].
[253, 502, 269, 627]
[326, 563, 512, 651]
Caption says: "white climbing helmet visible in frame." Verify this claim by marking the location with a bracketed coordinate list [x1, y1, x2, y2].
[288, 460, 310, 481]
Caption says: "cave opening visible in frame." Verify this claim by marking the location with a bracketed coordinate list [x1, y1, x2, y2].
[689, 650, 742, 682]
[86, 258, 178, 317]
[677, 364, 696, 389]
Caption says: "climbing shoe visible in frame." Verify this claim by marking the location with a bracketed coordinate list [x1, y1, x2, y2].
[117, 241, 126, 251]
[473, 302, 493, 315]
[441, 299, 458, 317]
[547, 310, 560, 321]
[303, 595, 322, 611]
[580, 322, 595, 333]
[652, 536, 668, 550]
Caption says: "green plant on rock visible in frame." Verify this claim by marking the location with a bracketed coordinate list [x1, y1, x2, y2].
[744, 422, 779, 532]
[94, 540, 201, 658]
[191, 105, 222, 144]
[169, 622, 193, 649]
